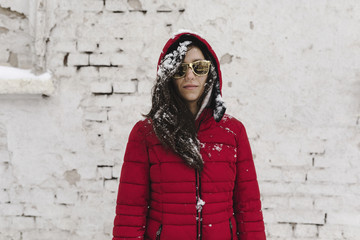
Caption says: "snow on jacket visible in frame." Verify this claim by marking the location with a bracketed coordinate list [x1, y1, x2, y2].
[112, 32, 266, 240]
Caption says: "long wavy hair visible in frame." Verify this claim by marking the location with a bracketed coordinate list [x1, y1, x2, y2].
[144, 39, 217, 171]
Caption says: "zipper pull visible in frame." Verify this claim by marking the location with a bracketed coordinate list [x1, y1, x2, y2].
[156, 224, 163, 240]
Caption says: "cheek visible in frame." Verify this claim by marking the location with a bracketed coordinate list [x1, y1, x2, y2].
[173, 79, 182, 92]
[200, 76, 208, 89]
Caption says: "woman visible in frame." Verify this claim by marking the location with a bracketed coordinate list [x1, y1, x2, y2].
[112, 31, 266, 240]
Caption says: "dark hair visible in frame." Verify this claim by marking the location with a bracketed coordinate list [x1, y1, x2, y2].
[143, 39, 216, 171]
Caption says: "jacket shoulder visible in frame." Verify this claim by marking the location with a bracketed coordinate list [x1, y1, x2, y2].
[130, 118, 156, 141]
[218, 114, 247, 135]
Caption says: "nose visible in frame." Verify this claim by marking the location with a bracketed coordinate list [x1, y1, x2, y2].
[184, 66, 195, 81]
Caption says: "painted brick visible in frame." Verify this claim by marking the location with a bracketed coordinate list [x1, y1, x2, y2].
[1, 1, 360, 239]
[294, 224, 318, 238]
[55, 189, 78, 204]
[77, 39, 98, 52]
[113, 80, 137, 93]
[265, 223, 293, 238]
[0, 189, 9, 203]
[104, 179, 118, 192]
[105, 0, 128, 12]
[109, 53, 126, 65]
[98, 67, 124, 78]
[112, 164, 121, 178]
[12, 216, 36, 230]
[306, 168, 357, 184]
[1, 203, 23, 216]
[67, 53, 89, 66]
[288, 196, 314, 209]
[22, 229, 74, 239]
[264, 209, 325, 225]
[318, 224, 347, 239]
[90, 82, 113, 94]
[51, 40, 77, 52]
[261, 196, 288, 210]
[84, 109, 108, 121]
[326, 211, 360, 226]
[97, 166, 113, 179]
[89, 53, 111, 66]
[83, 0, 105, 11]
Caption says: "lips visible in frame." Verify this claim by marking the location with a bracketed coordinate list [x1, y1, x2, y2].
[183, 84, 198, 90]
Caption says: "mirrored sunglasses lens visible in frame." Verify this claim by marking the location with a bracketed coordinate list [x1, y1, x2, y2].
[193, 62, 209, 75]
[174, 65, 187, 78]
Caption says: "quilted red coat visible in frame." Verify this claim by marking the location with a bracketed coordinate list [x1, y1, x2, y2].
[113, 32, 266, 240]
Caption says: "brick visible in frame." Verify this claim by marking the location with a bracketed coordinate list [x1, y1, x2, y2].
[97, 166, 113, 179]
[12, 216, 36, 230]
[137, 78, 154, 94]
[294, 224, 318, 238]
[36, 203, 71, 218]
[90, 82, 113, 94]
[288, 196, 314, 209]
[314, 196, 344, 210]
[90, 94, 122, 107]
[107, 105, 145, 123]
[296, 182, 348, 196]
[261, 196, 288, 209]
[306, 168, 357, 184]
[0, 203, 23, 216]
[67, 53, 89, 66]
[89, 53, 111, 66]
[55, 189, 78, 204]
[1, 173, 14, 189]
[22, 229, 73, 240]
[84, 109, 108, 121]
[264, 209, 325, 225]
[318, 224, 346, 239]
[265, 223, 293, 238]
[105, 0, 128, 12]
[0, 230, 21, 240]
[109, 53, 126, 65]
[51, 39, 77, 52]
[77, 179, 103, 192]
[77, 66, 100, 78]
[0, 189, 9, 203]
[0, 151, 10, 163]
[112, 164, 121, 178]
[327, 211, 360, 226]
[83, 0, 105, 11]
[257, 167, 282, 181]
[98, 66, 124, 78]
[23, 205, 40, 216]
[259, 182, 296, 196]
[77, 39, 98, 52]
[104, 179, 118, 192]
[113, 80, 137, 93]
[29, 188, 55, 204]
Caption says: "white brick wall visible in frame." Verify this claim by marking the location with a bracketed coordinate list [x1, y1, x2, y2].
[0, 0, 359, 239]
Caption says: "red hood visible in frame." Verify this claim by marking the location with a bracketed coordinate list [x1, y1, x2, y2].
[156, 31, 223, 95]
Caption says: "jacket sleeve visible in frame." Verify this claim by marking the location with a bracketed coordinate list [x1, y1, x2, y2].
[113, 121, 150, 240]
[233, 122, 266, 240]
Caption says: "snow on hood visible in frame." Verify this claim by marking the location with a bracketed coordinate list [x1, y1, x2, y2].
[156, 31, 226, 122]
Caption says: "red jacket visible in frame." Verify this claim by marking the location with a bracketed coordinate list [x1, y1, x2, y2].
[113, 32, 266, 240]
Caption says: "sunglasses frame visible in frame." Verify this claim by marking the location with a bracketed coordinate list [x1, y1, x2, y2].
[173, 60, 211, 79]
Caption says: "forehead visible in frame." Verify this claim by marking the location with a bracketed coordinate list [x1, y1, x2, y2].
[183, 46, 205, 63]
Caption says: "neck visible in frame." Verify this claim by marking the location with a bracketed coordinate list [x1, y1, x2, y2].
[187, 102, 199, 116]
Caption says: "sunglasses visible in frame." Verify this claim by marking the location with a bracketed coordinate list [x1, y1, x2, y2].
[173, 60, 211, 79]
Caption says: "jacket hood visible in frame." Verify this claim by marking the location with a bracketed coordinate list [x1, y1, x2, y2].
[156, 31, 226, 122]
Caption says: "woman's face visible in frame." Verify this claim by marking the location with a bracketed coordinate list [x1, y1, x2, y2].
[173, 46, 208, 107]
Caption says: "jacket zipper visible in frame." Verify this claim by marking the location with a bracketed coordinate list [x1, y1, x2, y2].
[195, 169, 202, 240]
[156, 224, 162, 240]
[229, 218, 233, 240]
